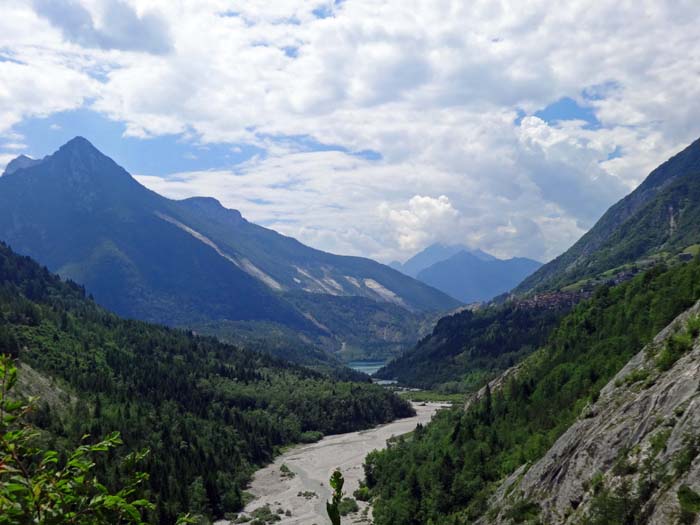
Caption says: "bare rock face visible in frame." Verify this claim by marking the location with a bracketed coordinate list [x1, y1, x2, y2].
[481, 300, 700, 524]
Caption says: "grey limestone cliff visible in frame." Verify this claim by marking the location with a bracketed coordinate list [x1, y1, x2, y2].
[482, 300, 700, 524]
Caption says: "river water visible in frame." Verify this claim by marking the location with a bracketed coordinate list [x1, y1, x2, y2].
[224, 402, 446, 525]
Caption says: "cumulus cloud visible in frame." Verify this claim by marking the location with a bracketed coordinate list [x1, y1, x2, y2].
[32, 0, 172, 54]
[3, 0, 700, 262]
[379, 196, 461, 252]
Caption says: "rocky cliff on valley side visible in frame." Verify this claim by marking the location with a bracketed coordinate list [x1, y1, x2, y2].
[482, 300, 700, 524]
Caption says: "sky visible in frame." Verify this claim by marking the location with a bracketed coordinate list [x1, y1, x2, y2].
[1, 1, 699, 264]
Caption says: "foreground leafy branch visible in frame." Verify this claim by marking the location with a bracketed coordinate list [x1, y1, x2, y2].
[0, 355, 156, 524]
[327, 470, 344, 525]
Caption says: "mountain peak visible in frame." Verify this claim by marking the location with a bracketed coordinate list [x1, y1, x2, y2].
[49, 136, 112, 173]
[179, 196, 244, 222]
[0, 136, 156, 211]
[181, 196, 224, 208]
[3, 154, 43, 175]
[60, 136, 99, 153]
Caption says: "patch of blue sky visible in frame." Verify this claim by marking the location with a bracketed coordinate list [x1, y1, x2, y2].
[0, 53, 24, 65]
[11, 109, 263, 176]
[533, 97, 600, 129]
[513, 108, 527, 126]
[355, 149, 382, 161]
[606, 145, 623, 161]
[514, 96, 602, 129]
[7, 110, 381, 180]
[83, 65, 112, 83]
[312, 5, 334, 18]
[582, 81, 620, 101]
[313, 0, 346, 19]
[282, 46, 299, 58]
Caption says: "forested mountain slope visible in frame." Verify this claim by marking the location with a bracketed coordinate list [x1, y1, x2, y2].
[517, 137, 700, 294]
[374, 301, 567, 390]
[0, 137, 458, 364]
[365, 257, 700, 524]
[0, 241, 413, 524]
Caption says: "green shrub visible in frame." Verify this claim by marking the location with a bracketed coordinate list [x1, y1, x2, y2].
[280, 464, 295, 479]
[686, 314, 700, 338]
[338, 498, 359, 516]
[249, 505, 281, 523]
[649, 429, 672, 457]
[353, 484, 372, 502]
[674, 434, 700, 477]
[624, 368, 650, 385]
[657, 332, 694, 371]
[299, 430, 324, 443]
[589, 472, 605, 495]
[678, 485, 700, 519]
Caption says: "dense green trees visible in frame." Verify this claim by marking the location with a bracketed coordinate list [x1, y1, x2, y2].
[0, 355, 165, 524]
[0, 242, 413, 523]
[366, 258, 700, 524]
[376, 302, 567, 391]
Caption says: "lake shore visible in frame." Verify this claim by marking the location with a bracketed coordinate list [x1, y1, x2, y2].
[221, 402, 447, 525]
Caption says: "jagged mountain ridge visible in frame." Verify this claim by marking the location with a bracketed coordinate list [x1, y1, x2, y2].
[0, 137, 459, 363]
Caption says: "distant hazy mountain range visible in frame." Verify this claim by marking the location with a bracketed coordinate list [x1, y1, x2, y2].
[0, 137, 459, 365]
[391, 243, 541, 303]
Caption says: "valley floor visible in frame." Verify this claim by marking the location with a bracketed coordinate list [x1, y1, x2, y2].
[226, 402, 446, 525]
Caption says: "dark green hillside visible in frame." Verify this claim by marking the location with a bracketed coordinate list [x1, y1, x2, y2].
[0, 241, 413, 524]
[517, 137, 700, 293]
[190, 292, 434, 365]
[283, 292, 433, 361]
[366, 257, 700, 525]
[575, 170, 700, 276]
[375, 302, 566, 390]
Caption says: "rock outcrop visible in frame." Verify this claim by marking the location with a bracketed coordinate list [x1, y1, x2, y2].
[482, 300, 700, 524]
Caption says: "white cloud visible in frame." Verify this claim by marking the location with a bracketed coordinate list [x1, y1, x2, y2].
[32, 0, 172, 54]
[3, 0, 700, 262]
[0, 154, 18, 174]
[0, 2, 99, 134]
[379, 196, 461, 252]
